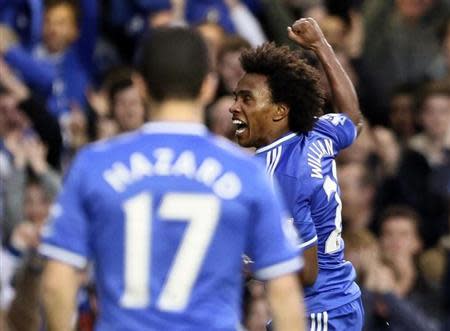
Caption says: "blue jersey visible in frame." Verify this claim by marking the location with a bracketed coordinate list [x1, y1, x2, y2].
[40, 122, 302, 331]
[255, 113, 361, 313]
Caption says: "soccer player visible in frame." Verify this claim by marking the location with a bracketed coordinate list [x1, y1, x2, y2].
[39, 27, 306, 331]
[230, 18, 364, 330]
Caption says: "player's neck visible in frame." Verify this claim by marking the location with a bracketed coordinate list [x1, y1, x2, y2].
[151, 100, 204, 123]
[263, 127, 291, 147]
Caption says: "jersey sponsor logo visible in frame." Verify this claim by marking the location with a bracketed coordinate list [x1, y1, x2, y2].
[307, 139, 334, 178]
[322, 113, 347, 126]
[102, 148, 242, 200]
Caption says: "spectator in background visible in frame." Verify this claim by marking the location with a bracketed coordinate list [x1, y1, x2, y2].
[3, 130, 60, 241]
[0, 0, 97, 118]
[361, 0, 449, 124]
[0, 58, 63, 170]
[379, 206, 444, 326]
[216, 35, 251, 97]
[339, 162, 376, 234]
[428, 18, 450, 80]
[388, 84, 418, 144]
[344, 229, 440, 331]
[206, 95, 235, 141]
[196, 21, 226, 70]
[223, 0, 267, 47]
[0, 75, 61, 240]
[0, 0, 43, 50]
[409, 81, 450, 168]
[108, 69, 147, 133]
[0, 127, 59, 330]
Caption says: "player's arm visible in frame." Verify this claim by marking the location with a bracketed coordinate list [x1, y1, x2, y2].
[41, 260, 81, 331]
[287, 17, 363, 135]
[266, 273, 305, 331]
[299, 245, 318, 286]
[293, 205, 318, 286]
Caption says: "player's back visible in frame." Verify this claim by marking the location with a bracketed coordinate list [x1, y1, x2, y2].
[255, 114, 361, 313]
[42, 122, 301, 331]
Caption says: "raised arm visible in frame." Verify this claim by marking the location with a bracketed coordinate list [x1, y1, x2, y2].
[288, 18, 363, 135]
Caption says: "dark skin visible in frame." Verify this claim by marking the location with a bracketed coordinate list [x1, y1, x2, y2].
[231, 18, 363, 287]
[231, 74, 287, 149]
[231, 74, 319, 286]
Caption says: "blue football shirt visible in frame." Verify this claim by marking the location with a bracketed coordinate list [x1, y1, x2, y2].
[40, 122, 302, 331]
[255, 113, 361, 314]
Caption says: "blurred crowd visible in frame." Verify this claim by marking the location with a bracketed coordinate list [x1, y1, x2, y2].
[0, 0, 449, 330]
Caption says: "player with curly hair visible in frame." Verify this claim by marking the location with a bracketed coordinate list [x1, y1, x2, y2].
[231, 18, 364, 330]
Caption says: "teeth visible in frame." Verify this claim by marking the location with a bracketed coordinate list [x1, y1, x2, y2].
[232, 119, 247, 135]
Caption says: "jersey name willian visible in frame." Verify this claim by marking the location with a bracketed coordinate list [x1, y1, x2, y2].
[40, 122, 302, 331]
[255, 113, 361, 313]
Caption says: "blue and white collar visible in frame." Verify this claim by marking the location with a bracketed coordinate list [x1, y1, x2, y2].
[142, 121, 208, 136]
[255, 132, 297, 154]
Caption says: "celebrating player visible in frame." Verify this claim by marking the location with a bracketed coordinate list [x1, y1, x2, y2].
[230, 18, 364, 330]
[39, 27, 306, 331]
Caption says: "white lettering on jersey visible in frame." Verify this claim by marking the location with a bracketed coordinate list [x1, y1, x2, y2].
[102, 149, 242, 199]
[307, 139, 334, 179]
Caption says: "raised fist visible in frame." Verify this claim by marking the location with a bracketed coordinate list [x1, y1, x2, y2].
[287, 17, 327, 51]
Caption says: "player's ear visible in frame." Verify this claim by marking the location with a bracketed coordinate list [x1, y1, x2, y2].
[199, 73, 219, 106]
[273, 103, 289, 122]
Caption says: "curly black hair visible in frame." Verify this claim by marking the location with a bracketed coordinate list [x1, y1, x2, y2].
[240, 42, 325, 134]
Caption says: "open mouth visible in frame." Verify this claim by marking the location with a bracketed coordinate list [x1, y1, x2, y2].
[232, 119, 248, 135]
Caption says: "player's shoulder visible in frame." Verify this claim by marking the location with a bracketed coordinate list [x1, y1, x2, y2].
[312, 113, 356, 135]
[208, 135, 270, 182]
[317, 113, 351, 126]
[209, 135, 258, 165]
[87, 130, 143, 154]
[69, 131, 143, 170]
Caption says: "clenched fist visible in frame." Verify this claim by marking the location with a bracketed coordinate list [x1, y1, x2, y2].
[287, 17, 328, 51]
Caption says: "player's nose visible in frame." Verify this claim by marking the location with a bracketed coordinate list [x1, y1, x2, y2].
[229, 100, 240, 115]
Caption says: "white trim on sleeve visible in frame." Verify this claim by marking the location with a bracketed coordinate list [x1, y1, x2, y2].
[254, 256, 303, 280]
[298, 235, 318, 249]
[39, 244, 87, 269]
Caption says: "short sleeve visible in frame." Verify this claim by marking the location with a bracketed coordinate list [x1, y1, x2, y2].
[39, 150, 91, 269]
[314, 113, 357, 151]
[292, 200, 317, 251]
[246, 170, 303, 281]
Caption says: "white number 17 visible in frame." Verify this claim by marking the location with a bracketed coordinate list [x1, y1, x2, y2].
[120, 192, 220, 312]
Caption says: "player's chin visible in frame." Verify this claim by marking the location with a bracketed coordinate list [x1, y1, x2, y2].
[236, 136, 254, 148]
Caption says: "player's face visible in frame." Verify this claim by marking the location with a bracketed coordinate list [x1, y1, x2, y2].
[230, 73, 277, 148]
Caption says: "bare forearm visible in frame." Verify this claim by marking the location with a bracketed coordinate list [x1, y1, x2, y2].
[299, 245, 318, 287]
[42, 261, 79, 331]
[288, 18, 363, 134]
[314, 42, 363, 132]
[267, 274, 305, 331]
